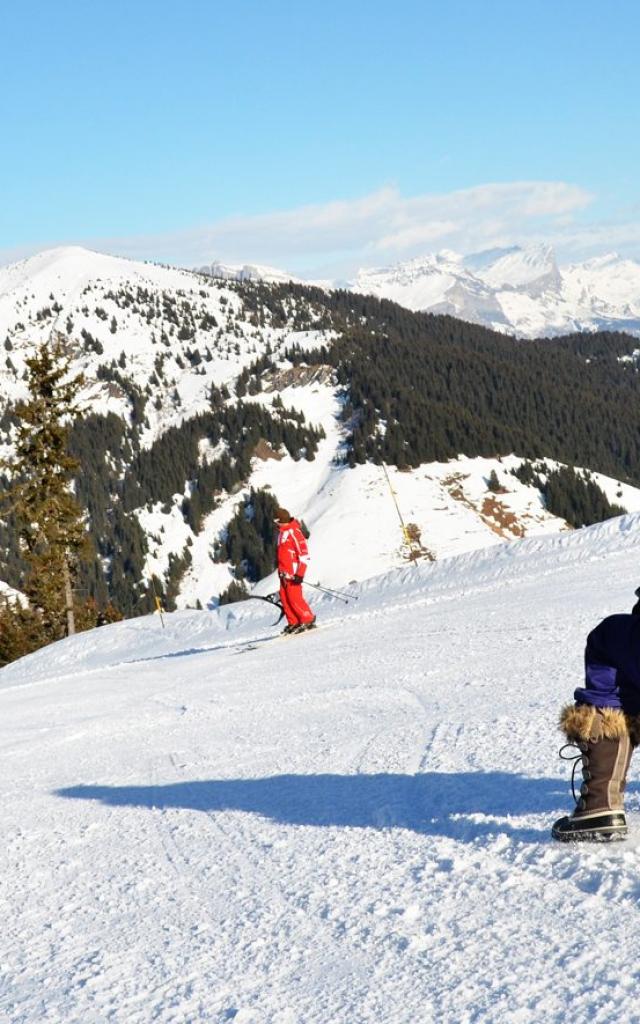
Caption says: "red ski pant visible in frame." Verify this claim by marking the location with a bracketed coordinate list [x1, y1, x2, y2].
[279, 580, 314, 626]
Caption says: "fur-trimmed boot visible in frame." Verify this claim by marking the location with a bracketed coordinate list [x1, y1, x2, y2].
[552, 704, 633, 842]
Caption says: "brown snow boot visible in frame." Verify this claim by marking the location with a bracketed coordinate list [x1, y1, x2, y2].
[552, 705, 633, 842]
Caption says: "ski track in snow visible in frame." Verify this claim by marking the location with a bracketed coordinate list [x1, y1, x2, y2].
[5, 521, 640, 1021]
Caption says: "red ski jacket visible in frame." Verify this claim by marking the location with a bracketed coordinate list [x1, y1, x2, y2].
[277, 519, 310, 579]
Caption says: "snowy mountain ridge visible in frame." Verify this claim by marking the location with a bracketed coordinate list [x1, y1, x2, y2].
[195, 259, 301, 285]
[193, 242, 640, 338]
[351, 244, 640, 337]
[0, 245, 274, 436]
[5, 242, 640, 342]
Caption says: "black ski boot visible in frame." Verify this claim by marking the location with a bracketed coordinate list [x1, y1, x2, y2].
[293, 617, 317, 634]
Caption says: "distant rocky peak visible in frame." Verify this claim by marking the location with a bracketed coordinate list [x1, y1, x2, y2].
[471, 244, 561, 296]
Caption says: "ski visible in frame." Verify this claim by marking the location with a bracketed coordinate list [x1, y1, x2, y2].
[235, 623, 321, 654]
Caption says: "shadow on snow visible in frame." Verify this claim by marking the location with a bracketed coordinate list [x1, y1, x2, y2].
[120, 633, 276, 666]
[54, 770, 586, 843]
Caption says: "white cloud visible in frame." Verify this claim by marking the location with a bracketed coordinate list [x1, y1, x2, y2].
[96, 180, 595, 274]
[364, 182, 594, 258]
[550, 219, 640, 256]
[3, 179, 640, 276]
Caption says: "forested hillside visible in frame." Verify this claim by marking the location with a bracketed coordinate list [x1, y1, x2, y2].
[1, 249, 639, 629]
[279, 286, 640, 479]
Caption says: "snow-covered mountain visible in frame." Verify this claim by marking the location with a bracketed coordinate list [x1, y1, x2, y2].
[4, 513, 640, 1022]
[0, 245, 279, 433]
[0, 245, 638, 618]
[353, 251, 511, 329]
[197, 245, 640, 339]
[196, 259, 301, 284]
[350, 245, 640, 337]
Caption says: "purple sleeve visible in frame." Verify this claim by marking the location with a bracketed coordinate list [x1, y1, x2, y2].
[574, 662, 622, 709]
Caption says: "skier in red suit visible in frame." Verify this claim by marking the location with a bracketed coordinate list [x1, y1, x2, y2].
[275, 507, 316, 634]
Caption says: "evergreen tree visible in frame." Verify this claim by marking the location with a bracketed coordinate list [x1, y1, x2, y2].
[214, 488, 280, 587]
[540, 466, 627, 528]
[0, 597, 47, 667]
[218, 579, 249, 605]
[2, 337, 89, 642]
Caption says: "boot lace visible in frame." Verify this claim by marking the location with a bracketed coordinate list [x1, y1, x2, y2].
[559, 742, 588, 805]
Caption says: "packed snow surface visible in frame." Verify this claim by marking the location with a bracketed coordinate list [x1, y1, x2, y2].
[4, 514, 640, 1022]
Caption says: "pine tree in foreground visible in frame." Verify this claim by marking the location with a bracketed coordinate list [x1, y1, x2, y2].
[2, 336, 89, 646]
[0, 597, 47, 667]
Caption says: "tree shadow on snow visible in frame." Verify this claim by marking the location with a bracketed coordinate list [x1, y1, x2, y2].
[54, 770, 595, 843]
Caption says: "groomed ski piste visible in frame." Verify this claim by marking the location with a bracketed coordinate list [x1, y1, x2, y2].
[4, 515, 640, 1023]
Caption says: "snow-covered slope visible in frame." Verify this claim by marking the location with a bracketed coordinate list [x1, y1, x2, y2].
[0, 245, 306, 439]
[351, 245, 640, 338]
[4, 516, 640, 1022]
[471, 243, 562, 296]
[175, 442, 640, 608]
[563, 253, 640, 326]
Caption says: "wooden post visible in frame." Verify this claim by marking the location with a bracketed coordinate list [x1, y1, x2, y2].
[381, 461, 419, 557]
[150, 576, 166, 629]
[63, 558, 75, 636]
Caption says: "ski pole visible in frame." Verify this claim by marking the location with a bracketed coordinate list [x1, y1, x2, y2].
[248, 593, 285, 624]
[305, 581, 358, 603]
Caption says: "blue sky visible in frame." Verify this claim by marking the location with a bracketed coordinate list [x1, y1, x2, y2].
[1, 0, 639, 274]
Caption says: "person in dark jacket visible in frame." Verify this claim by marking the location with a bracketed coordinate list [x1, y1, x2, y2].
[552, 590, 640, 842]
[274, 507, 316, 634]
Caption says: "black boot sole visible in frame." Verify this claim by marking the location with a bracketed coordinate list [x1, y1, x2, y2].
[551, 814, 628, 842]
